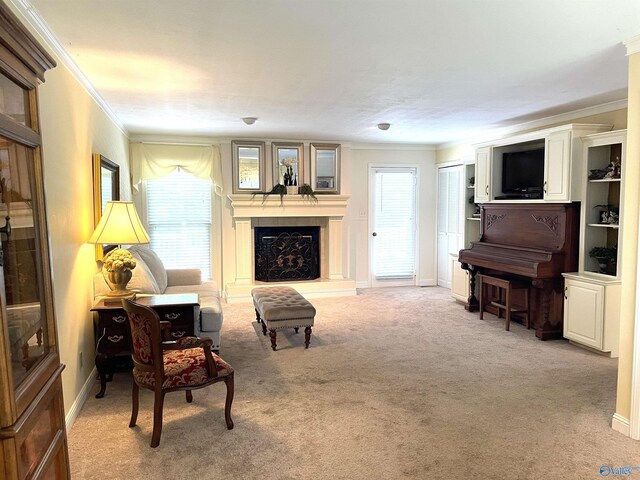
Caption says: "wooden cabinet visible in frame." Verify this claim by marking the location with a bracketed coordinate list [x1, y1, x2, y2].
[0, 5, 69, 479]
[563, 274, 621, 356]
[91, 294, 198, 398]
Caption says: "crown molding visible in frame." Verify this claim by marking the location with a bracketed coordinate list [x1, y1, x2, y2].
[7, 0, 128, 136]
[436, 98, 627, 150]
[351, 142, 435, 151]
[624, 34, 640, 56]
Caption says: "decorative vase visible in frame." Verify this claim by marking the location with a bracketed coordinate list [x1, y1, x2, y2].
[595, 257, 609, 274]
[105, 268, 133, 296]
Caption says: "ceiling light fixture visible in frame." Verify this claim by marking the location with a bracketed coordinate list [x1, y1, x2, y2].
[242, 117, 257, 125]
[377, 123, 391, 131]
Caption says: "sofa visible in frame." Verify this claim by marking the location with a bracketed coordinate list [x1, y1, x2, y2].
[93, 245, 224, 352]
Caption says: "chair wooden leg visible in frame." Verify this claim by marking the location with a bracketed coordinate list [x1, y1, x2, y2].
[151, 390, 165, 448]
[525, 288, 531, 329]
[129, 382, 139, 428]
[479, 277, 485, 320]
[505, 284, 511, 331]
[186, 390, 193, 403]
[224, 374, 234, 430]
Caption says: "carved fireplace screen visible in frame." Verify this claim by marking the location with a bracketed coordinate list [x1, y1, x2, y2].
[254, 226, 320, 282]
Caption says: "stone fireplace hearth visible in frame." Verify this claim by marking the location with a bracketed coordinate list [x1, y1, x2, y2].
[225, 194, 356, 302]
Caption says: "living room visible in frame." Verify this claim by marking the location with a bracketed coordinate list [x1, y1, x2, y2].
[1, 1, 640, 478]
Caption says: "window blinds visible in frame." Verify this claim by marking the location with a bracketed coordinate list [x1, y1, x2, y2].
[146, 169, 212, 279]
[373, 168, 417, 279]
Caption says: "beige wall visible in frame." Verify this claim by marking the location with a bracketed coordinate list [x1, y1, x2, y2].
[616, 53, 640, 420]
[38, 65, 130, 415]
[348, 147, 437, 286]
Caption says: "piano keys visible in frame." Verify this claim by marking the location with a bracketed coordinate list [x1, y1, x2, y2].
[458, 202, 580, 340]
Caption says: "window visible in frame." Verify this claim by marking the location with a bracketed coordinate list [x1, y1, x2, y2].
[146, 169, 212, 279]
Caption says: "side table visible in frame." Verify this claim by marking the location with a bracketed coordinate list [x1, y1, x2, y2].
[91, 293, 199, 398]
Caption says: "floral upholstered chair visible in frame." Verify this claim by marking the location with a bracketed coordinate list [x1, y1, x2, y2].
[121, 298, 234, 448]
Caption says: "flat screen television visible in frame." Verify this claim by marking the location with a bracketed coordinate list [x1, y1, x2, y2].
[502, 148, 544, 195]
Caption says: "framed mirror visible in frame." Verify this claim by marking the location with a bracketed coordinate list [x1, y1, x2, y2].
[310, 143, 340, 193]
[272, 142, 303, 187]
[231, 140, 265, 193]
[92, 154, 120, 259]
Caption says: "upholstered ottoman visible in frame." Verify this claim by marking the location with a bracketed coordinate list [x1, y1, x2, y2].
[251, 286, 316, 351]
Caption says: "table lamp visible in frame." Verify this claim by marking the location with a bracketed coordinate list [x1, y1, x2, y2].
[88, 201, 150, 299]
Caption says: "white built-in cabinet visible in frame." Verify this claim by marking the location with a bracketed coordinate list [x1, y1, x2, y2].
[474, 147, 491, 203]
[449, 159, 479, 303]
[562, 130, 626, 357]
[543, 130, 572, 201]
[474, 124, 611, 203]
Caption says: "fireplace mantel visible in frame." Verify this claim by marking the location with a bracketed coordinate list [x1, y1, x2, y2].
[225, 194, 356, 302]
[228, 194, 350, 218]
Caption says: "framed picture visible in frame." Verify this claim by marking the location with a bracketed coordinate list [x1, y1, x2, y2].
[272, 142, 303, 187]
[231, 141, 265, 193]
[92, 154, 120, 260]
[310, 143, 340, 193]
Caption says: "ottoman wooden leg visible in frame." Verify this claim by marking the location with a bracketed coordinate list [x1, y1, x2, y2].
[294, 327, 299, 333]
[262, 320, 267, 336]
[269, 329, 277, 351]
[304, 326, 312, 349]
[254, 309, 261, 324]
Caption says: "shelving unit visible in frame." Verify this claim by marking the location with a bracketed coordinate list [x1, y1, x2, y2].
[464, 161, 480, 247]
[562, 129, 626, 357]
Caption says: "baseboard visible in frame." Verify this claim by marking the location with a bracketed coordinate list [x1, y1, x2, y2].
[356, 281, 369, 289]
[66, 367, 97, 431]
[418, 279, 437, 287]
[612, 413, 630, 437]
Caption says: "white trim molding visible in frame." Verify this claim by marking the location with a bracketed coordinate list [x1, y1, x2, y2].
[65, 367, 97, 431]
[624, 35, 640, 56]
[612, 413, 631, 437]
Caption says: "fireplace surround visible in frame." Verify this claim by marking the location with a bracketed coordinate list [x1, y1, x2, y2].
[225, 194, 356, 301]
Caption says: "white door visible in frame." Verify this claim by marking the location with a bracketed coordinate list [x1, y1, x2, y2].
[437, 165, 464, 288]
[369, 167, 418, 287]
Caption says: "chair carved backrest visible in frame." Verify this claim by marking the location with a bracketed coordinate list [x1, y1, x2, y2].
[122, 298, 165, 386]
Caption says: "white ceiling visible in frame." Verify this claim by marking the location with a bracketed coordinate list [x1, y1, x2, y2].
[22, 0, 640, 145]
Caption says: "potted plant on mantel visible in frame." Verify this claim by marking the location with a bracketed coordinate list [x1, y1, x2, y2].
[588, 245, 617, 274]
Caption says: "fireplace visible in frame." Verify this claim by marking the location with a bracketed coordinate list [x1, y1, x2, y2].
[254, 226, 320, 282]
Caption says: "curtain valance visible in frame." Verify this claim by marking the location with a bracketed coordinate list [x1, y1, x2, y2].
[130, 142, 222, 193]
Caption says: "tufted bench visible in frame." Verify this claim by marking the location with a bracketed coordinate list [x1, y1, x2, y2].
[251, 286, 316, 351]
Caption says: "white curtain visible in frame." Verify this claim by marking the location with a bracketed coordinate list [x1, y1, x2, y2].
[130, 142, 223, 195]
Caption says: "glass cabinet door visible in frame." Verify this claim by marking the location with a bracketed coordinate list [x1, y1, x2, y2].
[0, 137, 49, 388]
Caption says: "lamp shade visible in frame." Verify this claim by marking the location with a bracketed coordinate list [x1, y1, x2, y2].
[88, 201, 150, 245]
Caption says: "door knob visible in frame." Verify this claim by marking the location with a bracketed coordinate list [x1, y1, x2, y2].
[372, 232, 377, 237]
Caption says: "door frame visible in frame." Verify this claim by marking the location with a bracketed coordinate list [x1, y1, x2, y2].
[367, 164, 420, 288]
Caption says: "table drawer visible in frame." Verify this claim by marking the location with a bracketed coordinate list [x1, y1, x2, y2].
[97, 325, 130, 355]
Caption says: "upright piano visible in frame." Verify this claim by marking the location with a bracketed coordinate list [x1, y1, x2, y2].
[458, 202, 580, 340]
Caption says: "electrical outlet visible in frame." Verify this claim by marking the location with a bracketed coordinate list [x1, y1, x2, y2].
[79, 351, 83, 368]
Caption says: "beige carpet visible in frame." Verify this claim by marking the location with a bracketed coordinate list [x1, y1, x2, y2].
[68, 287, 639, 479]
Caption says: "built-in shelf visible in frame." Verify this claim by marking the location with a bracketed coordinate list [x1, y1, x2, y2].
[587, 223, 619, 229]
[467, 185, 475, 189]
[589, 178, 621, 183]
[467, 217, 481, 221]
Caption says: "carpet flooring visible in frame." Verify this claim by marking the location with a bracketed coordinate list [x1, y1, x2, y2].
[68, 287, 640, 479]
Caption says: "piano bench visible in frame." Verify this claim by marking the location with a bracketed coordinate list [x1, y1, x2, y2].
[477, 274, 530, 331]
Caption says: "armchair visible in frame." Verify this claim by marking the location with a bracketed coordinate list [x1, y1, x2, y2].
[122, 298, 234, 448]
